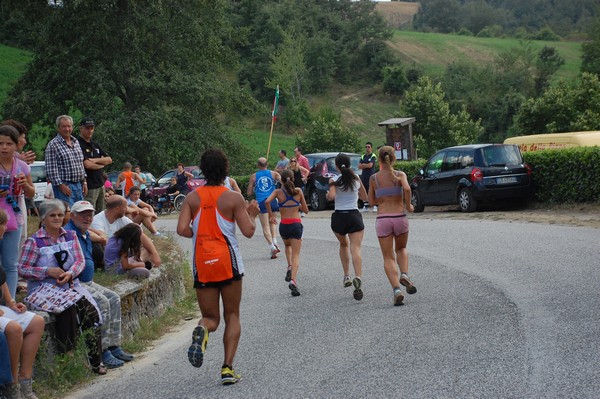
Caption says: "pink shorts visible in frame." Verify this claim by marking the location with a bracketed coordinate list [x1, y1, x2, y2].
[375, 213, 409, 238]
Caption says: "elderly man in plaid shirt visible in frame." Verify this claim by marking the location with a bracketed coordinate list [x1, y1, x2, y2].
[45, 115, 88, 206]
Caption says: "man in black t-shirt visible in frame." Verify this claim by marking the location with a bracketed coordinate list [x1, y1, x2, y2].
[77, 117, 113, 212]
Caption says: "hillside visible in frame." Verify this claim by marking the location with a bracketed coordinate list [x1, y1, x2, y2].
[0, 44, 32, 107]
[375, 1, 420, 29]
[388, 31, 582, 82]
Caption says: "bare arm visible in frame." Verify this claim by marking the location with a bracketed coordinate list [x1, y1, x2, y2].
[357, 179, 368, 201]
[297, 188, 309, 214]
[326, 178, 336, 201]
[398, 171, 414, 212]
[299, 165, 309, 179]
[265, 189, 279, 225]
[368, 175, 377, 206]
[140, 233, 161, 267]
[246, 174, 256, 198]
[88, 227, 108, 245]
[177, 191, 198, 238]
[232, 194, 259, 238]
[229, 177, 242, 194]
[120, 253, 146, 270]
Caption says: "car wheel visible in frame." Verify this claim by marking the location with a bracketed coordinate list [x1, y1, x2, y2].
[458, 187, 477, 212]
[411, 190, 425, 213]
[174, 194, 185, 212]
[310, 189, 326, 211]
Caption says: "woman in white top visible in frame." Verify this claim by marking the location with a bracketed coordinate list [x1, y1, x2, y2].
[325, 153, 368, 301]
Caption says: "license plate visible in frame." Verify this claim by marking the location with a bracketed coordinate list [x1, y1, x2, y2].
[497, 177, 517, 184]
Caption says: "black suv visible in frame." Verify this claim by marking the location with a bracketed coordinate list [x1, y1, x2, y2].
[304, 152, 361, 211]
[410, 144, 532, 212]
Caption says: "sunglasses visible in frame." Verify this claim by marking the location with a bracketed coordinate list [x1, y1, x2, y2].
[5, 195, 20, 214]
[290, 160, 297, 163]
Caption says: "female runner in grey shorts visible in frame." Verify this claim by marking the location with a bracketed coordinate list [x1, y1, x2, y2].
[266, 169, 309, 297]
[367, 146, 416, 306]
[326, 153, 368, 301]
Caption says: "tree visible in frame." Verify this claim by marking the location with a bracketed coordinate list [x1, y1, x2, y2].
[1, 1, 256, 173]
[265, 30, 309, 104]
[534, 46, 565, 96]
[581, 16, 600, 76]
[512, 73, 600, 134]
[296, 108, 360, 154]
[400, 76, 483, 159]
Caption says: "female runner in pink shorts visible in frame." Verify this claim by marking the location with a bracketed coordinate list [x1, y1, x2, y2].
[367, 146, 417, 306]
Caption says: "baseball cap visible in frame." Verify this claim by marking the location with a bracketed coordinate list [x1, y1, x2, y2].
[71, 201, 95, 214]
[79, 117, 95, 127]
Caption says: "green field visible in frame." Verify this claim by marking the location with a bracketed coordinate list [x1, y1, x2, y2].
[389, 30, 582, 82]
[0, 44, 32, 108]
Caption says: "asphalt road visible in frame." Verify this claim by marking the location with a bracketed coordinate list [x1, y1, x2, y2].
[67, 213, 600, 399]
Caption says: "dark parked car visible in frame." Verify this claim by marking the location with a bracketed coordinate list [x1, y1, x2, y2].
[410, 144, 532, 212]
[146, 166, 206, 206]
[304, 152, 362, 211]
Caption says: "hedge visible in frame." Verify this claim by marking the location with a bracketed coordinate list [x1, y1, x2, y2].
[523, 146, 600, 203]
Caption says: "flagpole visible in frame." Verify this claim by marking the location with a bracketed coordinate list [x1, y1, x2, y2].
[266, 85, 279, 161]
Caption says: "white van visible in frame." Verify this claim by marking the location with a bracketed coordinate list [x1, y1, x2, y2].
[30, 161, 47, 206]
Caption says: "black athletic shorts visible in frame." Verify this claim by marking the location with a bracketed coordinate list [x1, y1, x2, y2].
[279, 222, 303, 240]
[331, 209, 364, 235]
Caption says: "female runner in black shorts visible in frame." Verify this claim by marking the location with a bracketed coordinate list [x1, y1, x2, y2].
[266, 169, 309, 296]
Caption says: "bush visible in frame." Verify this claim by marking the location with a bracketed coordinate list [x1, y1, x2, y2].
[296, 108, 360, 154]
[477, 24, 503, 38]
[457, 27, 473, 36]
[394, 159, 426, 181]
[382, 65, 410, 95]
[523, 147, 600, 203]
[529, 26, 561, 41]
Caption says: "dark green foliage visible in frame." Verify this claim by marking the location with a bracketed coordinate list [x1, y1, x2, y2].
[283, 100, 313, 131]
[382, 65, 410, 96]
[513, 73, 600, 134]
[414, 0, 598, 37]
[1, 0, 257, 173]
[296, 108, 360, 154]
[394, 160, 427, 181]
[230, 0, 392, 100]
[233, 175, 251, 199]
[477, 25, 504, 38]
[581, 16, 600, 76]
[523, 147, 600, 203]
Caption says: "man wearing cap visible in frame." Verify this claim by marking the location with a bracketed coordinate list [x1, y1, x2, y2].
[65, 200, 135, 368]
[45, 115, 87, 206]
[91, 195, 161, 267]
[77, 117, 113, 213]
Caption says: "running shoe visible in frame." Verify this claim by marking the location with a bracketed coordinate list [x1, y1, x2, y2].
[343, 275, 352, 288]
[393, 288, 404, 306]
[285, 266, 292, 282]
[188, 325, 208, 368]
[352, 277, 363, 300]
[289, 280, 300, 297]
[221, 366, 242, 385]
[400, 274, 417, 295]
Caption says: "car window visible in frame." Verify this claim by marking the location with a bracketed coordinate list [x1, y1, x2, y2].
[442, 151, 461, 172]
[158, 171, 175, 185]
[326, 158, 336, 174]
[349, 155, 361, 172]
[460, 151, 475, 168]
[191, 169, 201, 178]
[482, 145, 522, 166]
[425, 152, 445, 175]
[30, 165, 46, 183]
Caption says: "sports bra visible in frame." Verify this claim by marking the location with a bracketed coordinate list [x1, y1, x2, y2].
[374, 172, 403, 199]
[279, 192, 301, 208]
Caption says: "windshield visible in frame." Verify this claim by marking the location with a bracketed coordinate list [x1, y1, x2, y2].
[481, 145, 522, 166]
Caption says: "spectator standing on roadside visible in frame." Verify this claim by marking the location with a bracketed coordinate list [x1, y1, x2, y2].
[274, 149, 289, 174]
[293, 146, 310, 171]
[247, 157, 281, 259]
[77, 117, 113, 213]
[45, 115, 87, 206]
[133, 165, 148, 201]
[359, 141, 377, 212]
[65, 201, 135, 369]
[115, 162, 143, 197]
[175, 163, 194, 195]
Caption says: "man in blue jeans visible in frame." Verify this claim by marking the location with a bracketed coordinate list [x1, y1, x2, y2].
[45, 115, 87, 206]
